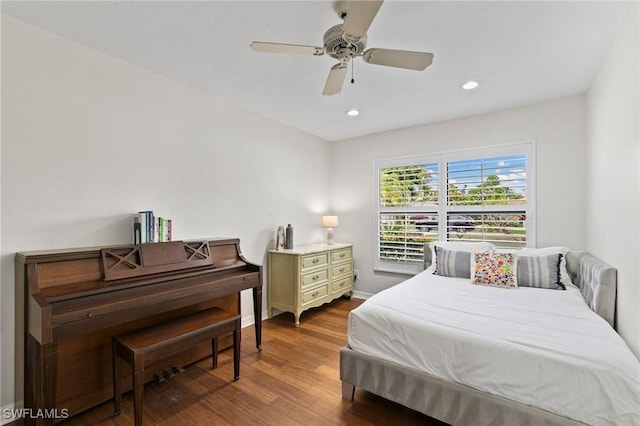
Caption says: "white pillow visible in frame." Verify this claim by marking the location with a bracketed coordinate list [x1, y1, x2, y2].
[519, 246, 572, 286]
[427, 241, 496, 272]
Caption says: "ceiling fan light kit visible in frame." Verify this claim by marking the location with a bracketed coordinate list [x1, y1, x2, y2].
[250, 0, 434, 96]
[462, 80, 480, 90]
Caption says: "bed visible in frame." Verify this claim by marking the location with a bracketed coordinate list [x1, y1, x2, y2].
[340, 244, 640, 426]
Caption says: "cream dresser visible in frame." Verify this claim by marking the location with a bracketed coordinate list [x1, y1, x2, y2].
[268, 243, 353, 326]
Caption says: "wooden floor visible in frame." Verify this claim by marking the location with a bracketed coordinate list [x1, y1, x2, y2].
[62, 298, 446, 425]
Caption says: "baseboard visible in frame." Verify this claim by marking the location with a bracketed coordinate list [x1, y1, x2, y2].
[352, 290, 373, 299]
[243, 296, 366, 327]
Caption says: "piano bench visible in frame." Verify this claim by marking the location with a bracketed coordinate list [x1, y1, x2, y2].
[112, 307, 241, 426]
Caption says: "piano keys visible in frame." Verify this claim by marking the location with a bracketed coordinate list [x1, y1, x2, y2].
[16, 238, 262, 425]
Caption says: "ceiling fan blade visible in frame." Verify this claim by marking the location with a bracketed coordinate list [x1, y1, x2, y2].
[250, 41, 325, 56]
[363, 48, 434, 71]
[343, 0, 384, 41]
[322, 64, 348, 96]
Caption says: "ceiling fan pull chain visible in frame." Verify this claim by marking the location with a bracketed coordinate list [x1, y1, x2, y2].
[351, 61, 355, 84]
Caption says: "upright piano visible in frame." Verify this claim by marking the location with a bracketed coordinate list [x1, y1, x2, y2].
[15, 238, 262, 425]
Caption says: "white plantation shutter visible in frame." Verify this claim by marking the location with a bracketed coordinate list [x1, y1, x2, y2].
[375, 143, 534, 274]
[444, 213, 527, 246]
[378, 212, 437, 264]
[376, 158, 440, 273]
[447, 154, 527, 208]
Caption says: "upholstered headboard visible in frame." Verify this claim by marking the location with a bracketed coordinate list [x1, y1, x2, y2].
[565, 251, 617, 328]
[423, 244, 617, 328]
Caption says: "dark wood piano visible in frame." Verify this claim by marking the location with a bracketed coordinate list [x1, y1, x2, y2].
[15, 238, 262, 425]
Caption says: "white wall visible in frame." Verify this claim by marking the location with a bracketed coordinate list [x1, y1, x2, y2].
[586, 3, 639, 357]
[1, 16, 330, 414]
[330, 95, 587, 296]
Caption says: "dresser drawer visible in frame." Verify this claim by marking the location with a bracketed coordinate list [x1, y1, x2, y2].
[301, 284, 328, 305]
[301, 269, 328, 288]
[301, 253, 329, 271]
[331, 276, 352, 293]
[331, 248, 352, 263]
[331, 261, 352, 278]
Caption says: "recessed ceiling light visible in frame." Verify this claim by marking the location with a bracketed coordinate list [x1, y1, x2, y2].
[462, 80, 480, 90]
[346, 108, 360, 117]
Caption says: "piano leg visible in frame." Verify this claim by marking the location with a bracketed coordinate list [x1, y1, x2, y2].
[33, 341, 58, 426]
[252, 286, 263, 351]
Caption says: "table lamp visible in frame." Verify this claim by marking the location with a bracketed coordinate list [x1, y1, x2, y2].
[322, 215, 339, 245]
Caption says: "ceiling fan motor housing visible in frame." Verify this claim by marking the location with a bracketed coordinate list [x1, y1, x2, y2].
[323, 24, 366, 63]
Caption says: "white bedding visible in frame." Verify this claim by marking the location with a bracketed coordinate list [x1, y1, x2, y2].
[348, 271, 640, 425]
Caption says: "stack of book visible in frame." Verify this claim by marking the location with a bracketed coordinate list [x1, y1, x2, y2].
[133, 211, 172, 244]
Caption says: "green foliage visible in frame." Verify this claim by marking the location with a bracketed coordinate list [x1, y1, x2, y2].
[380, 166, 437, 207]
[448, 174, 524, 206]
[380, 168, 524, 208]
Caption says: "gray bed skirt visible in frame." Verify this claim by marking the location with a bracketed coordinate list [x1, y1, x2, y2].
[340, 346, 585, 426]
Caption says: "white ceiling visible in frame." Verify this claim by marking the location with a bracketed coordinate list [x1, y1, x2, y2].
[2, 1, 630, 141]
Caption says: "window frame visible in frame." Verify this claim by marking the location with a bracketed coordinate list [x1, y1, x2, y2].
[374, 142, 536, 275]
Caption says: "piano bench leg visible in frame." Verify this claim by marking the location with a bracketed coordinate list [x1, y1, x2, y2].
[211, 337, 218, 369]
[233, 328, 240, 381]
[133, 369, 144, 426]
[112, 340, 122, 416]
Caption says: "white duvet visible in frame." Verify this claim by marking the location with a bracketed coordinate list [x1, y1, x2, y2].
[348, 272, 640, 425]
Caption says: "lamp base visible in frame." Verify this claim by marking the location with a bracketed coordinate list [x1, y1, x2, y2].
[326, 227, 334, 245]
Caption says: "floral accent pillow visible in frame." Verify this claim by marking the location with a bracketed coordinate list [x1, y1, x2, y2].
[471, 251, 518, 289]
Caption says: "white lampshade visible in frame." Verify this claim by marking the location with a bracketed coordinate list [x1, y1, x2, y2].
[321, 215, 339, 228]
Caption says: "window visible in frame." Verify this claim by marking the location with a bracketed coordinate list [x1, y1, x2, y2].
[375, 143, 535, 274]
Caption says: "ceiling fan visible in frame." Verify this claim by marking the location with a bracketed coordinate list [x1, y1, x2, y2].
[250, 0, 434, 96]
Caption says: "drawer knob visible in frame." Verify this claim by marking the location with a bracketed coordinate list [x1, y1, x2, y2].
[312, 259, 319, 264]
[340, 253, 345, 258]
[339, 282, 344, 287]
[312, 275, 319, 280]
[312, 291, 319, 297]
[339, 268, 345, 272]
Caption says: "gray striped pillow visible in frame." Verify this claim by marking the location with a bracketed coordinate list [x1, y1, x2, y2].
[434, 246, 471, 278]
[517, 253, 565, 290]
